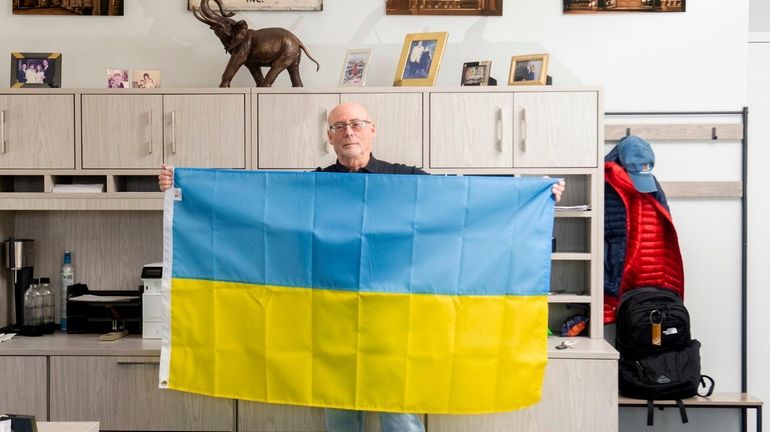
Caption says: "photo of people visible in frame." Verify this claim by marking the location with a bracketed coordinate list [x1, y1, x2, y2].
[339, 50, 371, 87]
[11, 53, 61, 88]
[131, 70, 161, 88]
[13, 0, 125, 15]
[403, 39, 437, 80]
[461, 61, 491, 86]
[107, 68, 130, 88]
[563, 0, 684, 13]
[513, 60, 542, 82]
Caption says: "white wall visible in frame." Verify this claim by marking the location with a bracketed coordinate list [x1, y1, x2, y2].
[0, 1, 754, 431]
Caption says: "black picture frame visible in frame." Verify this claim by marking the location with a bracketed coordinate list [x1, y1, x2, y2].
[10, 52, 62, 88]
[461, 61, 492, 86]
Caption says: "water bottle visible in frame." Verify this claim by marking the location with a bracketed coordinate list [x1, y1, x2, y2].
[23, 278, 41, 326]
[38, 277, 55, 332]
[61, 251, 74, 331]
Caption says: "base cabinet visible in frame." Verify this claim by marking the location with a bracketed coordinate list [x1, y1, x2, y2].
[49, 356, 234, 431]
[0, 356, 47, 419]
[428, 359, 618, 432]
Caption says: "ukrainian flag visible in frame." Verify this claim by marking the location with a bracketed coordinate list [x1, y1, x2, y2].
[159, 169, 556, 414]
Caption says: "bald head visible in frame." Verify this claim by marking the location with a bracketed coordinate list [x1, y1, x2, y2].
[326, 102, 377, 171]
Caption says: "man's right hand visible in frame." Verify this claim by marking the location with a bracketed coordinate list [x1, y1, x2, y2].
[159, 164, 173, 192]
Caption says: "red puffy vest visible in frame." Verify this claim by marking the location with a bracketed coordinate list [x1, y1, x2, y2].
[605, 161, 684, 322]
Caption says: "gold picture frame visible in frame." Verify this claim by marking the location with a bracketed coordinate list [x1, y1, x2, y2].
[393, 32, 448, 87]
[508, 54, 549, 86]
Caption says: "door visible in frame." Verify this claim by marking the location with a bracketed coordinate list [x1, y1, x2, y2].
[49, 356, 234, 431]
[0, 356, 47, 420]
[429, 92, 513, 168]
[341, 93, 423, 168]
[257, 93, 339, 169]
[512, 92, 598, 168]
[81, 94, 163, 169]
[0, 94, 75, 169]
[164, 94, 246, 168]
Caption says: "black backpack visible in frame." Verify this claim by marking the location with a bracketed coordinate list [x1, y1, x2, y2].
[616, 287, 714, 425]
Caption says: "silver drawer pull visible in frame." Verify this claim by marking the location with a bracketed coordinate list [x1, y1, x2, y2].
[148, 110, 154, 154]
[521, 107, 528, 152]
[496, 107, 503, 153]
[322, 108, 331, 153]
[170, 111, 177, 154]
[117, 359, 160, 366]
[1, 110, 6, 154]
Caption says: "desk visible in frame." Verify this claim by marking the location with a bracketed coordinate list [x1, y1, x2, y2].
[37, 422, 99, 432]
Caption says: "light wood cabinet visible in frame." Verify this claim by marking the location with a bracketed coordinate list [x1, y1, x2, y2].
[429, 92, 513, 168]
[340, 93, 423, 168]
[164, 94, 246, 168]
[257, 93, 339, 169]
[0, 356, 47, 419]
[428, 357, 618, 432]
[429, 91, 599, 169]
[81, 94, 163, 169]
[49, 356, 234, 431]
[0, 94, 75, 169]
[513, 92, 598, 168]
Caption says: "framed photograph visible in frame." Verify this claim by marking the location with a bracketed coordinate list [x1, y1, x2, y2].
[508, 54, 550, 86]
[107, 68, 130, 88]
[10, 52, 62, 88]
[131, 70, 161, 88]
[393, 32, 448, 87]
[14, 0, 124, 15]
[188, 0, 322, 11]
[386, 0, 501, 16]
[339, 49, 372, 87]
[563, 0, 684, 13]
[461, 61, 491, 86]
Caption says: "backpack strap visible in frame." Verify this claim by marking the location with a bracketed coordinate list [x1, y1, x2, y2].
[676, 399, 689, 423]
[646, 400, 655, 426]
[698, 375, 715, 397]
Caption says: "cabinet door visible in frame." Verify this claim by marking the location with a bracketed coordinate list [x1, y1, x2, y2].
[0, 95, 75, 169]
[513, 92, 598, 168]
[0, 356, 47, 420]
[429, 93, 513, 168]
[257, 93, 339, 169]
[341, 93, 423, 168]
[427, 358, 617, 432]
[50, 356, 234, 431]
[164, 94, 246, 168]
[81, 95, 163, 169]
[238, 401, 325, 432]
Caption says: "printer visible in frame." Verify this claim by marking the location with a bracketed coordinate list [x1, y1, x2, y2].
[141, 262, 163, 339]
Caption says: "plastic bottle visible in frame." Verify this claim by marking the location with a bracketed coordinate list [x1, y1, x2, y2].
[61, 251, 74, 331]
[38, 277, 55, 330]
[23, 278, 41, 326]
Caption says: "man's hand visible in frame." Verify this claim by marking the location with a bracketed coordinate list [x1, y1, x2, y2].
[551, 179, 566, 203]
[159, 164, 174, 192]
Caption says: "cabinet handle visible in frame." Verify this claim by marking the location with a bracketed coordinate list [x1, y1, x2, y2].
[496, 107, 503, 153]
[0, 110, 5, 154]
[170, 111, 177, 154]
[322, 108, 331, 153]
[148, 110, 154, 154]
[521, 107, 528, 152]
[117, 359, 160, 366]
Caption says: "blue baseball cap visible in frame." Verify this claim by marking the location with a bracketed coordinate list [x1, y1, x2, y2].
[618, 135, 657, 193]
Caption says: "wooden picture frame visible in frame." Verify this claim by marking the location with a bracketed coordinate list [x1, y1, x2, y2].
[461, 60, 492, 86]
[10, 52, 62, 88]
[393, 32, 448, 87]
[508, 54, 549, 86]
[386, 0, 502, 16]
[563, 0, 684, 13]
[339, 49, 372, 87]
[188, 0, 322, 11]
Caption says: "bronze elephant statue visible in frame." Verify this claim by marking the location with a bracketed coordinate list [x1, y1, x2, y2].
[193, 0, 319, 87]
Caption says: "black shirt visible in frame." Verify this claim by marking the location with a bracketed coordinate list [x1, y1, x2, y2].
[316, 154, 427, 175]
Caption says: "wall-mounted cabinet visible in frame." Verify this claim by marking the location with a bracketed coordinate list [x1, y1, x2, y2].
[0, 94, 75, 169]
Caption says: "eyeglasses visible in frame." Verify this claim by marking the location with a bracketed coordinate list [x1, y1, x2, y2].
[328, 120, 372, 134]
